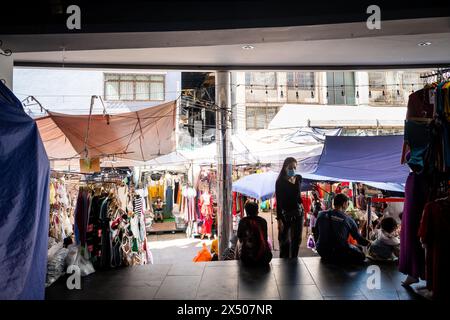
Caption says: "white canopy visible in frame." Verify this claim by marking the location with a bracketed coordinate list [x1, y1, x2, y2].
[268, 104, 407, 130]
[49, 130, 324, 172]
[144, 133, 323, 169]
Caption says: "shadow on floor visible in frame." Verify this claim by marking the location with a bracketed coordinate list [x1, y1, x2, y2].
[46, 256, 425, 301]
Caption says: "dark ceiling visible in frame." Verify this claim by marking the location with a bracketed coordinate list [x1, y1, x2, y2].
[1, 0, 449, 34]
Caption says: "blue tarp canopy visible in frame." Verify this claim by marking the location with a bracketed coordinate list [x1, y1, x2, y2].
[233, 135, 408, 200]
[298, 135, 409, 191]
[0, 82, 50, 299]
[301, 173, 405, 193]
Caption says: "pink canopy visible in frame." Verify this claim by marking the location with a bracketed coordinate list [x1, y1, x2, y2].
[37, 101, 177, 164]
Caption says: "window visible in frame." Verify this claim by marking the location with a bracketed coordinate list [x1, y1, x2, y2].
[245, 72, 277, 88]
[402, 72, 424, 90]
[104, 73, 165, 101]
[287, 72, 315, 89]
[369, 72, 386, 89]
[246, 106, 279, 130]
[326, 72, 355, 105]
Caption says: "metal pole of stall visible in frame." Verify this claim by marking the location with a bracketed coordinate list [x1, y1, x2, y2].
[268, 194, 276, 252]
[366, 196, 372, 240]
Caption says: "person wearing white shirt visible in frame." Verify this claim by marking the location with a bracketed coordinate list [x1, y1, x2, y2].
[368, 217, 400, 260]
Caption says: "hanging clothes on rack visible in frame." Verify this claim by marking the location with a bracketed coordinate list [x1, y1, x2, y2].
[49, 182, 56, 206]
[48, 177, 75, 242]
[74, 181, 149, 270]
[174, 180, 180, 205]
[165, 186, 174, 218]
[74, 187, 91, 246]
[399, 172, 428, 281]
[86, 192, 107, 266]
[399, 73, 450, 292]
[99, 196, 112, 270]
[181, 186, 197, 223]
[199, 191, 214, 236]
[418, 194, 450, 301]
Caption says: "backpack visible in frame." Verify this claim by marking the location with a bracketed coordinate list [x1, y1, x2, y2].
[240, 219, 272, 265]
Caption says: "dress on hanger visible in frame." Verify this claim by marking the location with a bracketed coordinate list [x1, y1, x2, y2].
[117, 185, 128, 211]
[49, 182, 56, 205]
[200, 192, 213, 235]
[399, 172, 428, 280]
[418, 197, 450, 300]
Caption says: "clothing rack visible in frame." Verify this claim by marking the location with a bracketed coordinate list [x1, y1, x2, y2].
[79, 178, 125, 185]
[420, 68, 450, 78]
[420, 68, 450, 82]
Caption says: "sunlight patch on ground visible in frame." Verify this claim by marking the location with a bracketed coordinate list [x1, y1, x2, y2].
[148, 238, 201, 249]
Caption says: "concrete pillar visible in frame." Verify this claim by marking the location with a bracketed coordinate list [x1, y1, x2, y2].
[0, 53, 13, 90]
[215, 71, 233, 258]
[317, 72, 328, 104]
[175, 80, 181, 149]
[355, 72, 369, 105]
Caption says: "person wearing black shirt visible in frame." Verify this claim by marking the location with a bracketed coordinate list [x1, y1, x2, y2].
[311, 190, 322, 242]
[237, 201, 272, 266]
[275, 157, 304, 258]
[316, 193, 371, 264]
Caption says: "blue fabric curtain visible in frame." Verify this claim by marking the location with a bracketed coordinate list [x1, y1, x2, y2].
[0, 82, 50, 300]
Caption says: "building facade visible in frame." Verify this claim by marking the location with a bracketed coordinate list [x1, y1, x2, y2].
[231, 70, 429, 132]
[13, 68, 182, 117]
[13, 68, 430, 141]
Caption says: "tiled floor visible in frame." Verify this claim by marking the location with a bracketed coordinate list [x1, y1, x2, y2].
[46, 257, 426, 300]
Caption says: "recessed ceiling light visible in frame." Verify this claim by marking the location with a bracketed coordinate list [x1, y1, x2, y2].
[418, 42, 432, 47]
[242, 45, 255, 50]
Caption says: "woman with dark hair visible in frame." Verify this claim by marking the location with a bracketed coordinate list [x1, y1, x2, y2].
[310, 190, 322, 242]
[275, 157, 304, 258]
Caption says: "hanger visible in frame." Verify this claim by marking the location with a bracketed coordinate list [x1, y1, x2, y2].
[0, 40, 12, 56]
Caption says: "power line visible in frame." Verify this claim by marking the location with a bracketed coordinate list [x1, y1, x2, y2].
[14, 81, 430, 99]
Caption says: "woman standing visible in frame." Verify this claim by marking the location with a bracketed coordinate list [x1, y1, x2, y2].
[276, 157, 304, 258]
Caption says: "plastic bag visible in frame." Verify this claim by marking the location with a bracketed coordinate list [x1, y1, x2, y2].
[193, 243, 212, 262]
[65, 244, 79, 267]
[46, 245, 69, 287]
[78, 250, 95, 276]
[48, 237, 58, 250]
[65, 244, 95, 277]
[48, 242, 63, 261]
[306, 234, 316, 249]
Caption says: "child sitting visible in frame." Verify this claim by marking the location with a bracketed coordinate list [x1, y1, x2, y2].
[154, 197, 164, 222]
[368, 217, 400, 261]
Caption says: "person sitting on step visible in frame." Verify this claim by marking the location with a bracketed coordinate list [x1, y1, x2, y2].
[316, 193, 371, 264]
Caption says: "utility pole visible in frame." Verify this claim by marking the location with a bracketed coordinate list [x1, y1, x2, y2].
[215, 71, 233, 258]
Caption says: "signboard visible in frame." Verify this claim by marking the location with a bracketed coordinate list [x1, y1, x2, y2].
[79, 157, 100, 173]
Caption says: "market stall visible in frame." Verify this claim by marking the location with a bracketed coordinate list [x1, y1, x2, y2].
[30, 101, 180, 288]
